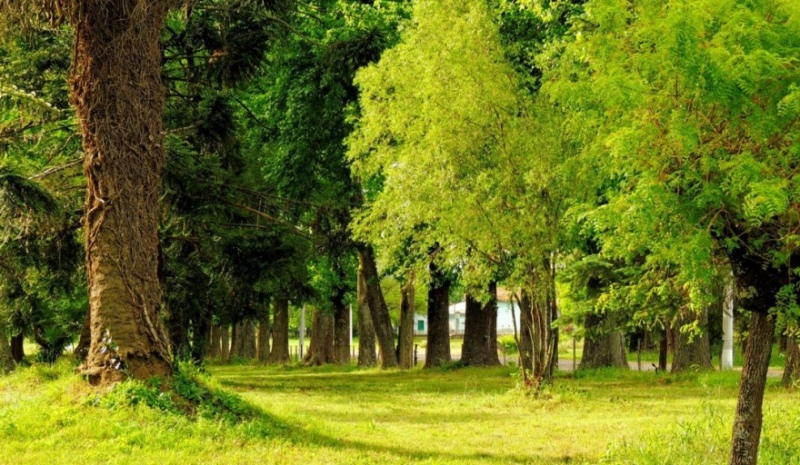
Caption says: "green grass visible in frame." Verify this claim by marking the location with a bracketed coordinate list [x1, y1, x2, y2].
[1, 359, 799, 464]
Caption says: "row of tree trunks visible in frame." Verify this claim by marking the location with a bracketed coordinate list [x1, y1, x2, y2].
[397, 273, 416, 369]
[231, 320, 257, 359]
[461, 283, 500, 367]
[425, 259, 451, 368]
[358, 246, 399, 368]
[357, 267, 378, 367]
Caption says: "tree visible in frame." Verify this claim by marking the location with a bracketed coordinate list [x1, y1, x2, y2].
[545, 0, 800, 461]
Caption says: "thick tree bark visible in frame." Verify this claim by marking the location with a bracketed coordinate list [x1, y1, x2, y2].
[782, 336, 800, 388]
[75, 308, 91, 360]
[332, 286, 351, 365]
[0, 329, 14, 374]
[580, 313, 628, 369]
[70, 0, 172, 384]
[358, 246, 398, 368]
[231, 320, 257, 360]
[425, 260, 451, 368]
[10, 333, 23, 364]
[461, 283, 500, 367]
[304, 309, 335, 366]
[357, 267, 377, 367]
[258, 316, 270, 363]
[267, 298, 290, 364]
[672, 308, 713, 373]
[220, 325, 230, 361]
[210, 325, 222, 359]
[397, 273, 416, 369]
[730, 311, 775, 465]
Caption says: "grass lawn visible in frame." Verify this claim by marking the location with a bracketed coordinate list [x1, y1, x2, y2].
[1, 359, 799, 464]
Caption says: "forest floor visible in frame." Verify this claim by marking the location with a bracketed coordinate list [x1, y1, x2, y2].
[1, 359, 798, 464]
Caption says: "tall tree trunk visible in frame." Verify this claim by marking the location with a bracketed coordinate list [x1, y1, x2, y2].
[0, 328, 14, 374]
[580, 313, 628, 369]
[258, 316, 270, 363]
[190, 308, 211, 362]
[358, 246, 398, 368]
[782, 336, 800, 388]
[357, 267, 377, 367]
[730, 311, 775, 465]
[425, 259, 451, 368]
[461, 283, 500, 367]
[397, 273, 416, 369]
[304, 309, 335, 366]
[220, 325, 230, 361]
[210, 325, 222, 359]
[70, 0, 172, 384]
[167, 304, 189, 359]
[518, 291, 533, 373]
[658, 322, 669, 372]
[268, 298, 290, 364]
[10, 333, 23, 364]
[332, 286, 351, 365]
[671, 308, 713, 373]
[231, 320, 257, 359]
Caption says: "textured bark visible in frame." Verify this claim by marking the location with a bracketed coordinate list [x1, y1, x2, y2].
[75, 308, 91, 360]
[71, 0, 172, 384]
[461, 284, 500, 367]
[10, 333, 23, 364]
[231, 320, 257, 359]
[397, 273, 416, 369]
[425, 260, 451, 368]
[258, 316, 270, 363]
[220, 325, 230, 361]
[210, 325, 222, 359]
[358, 246, 398, 368]
[0, 329, 14, 374]
[267, 298, 290, 364]
[357, 267, 377, 367]
[332, 286, 351, 365]
[580, 313, 628, 369]
[782, 336, 800, 388]
[304, 309, 335, 366]
[730, 311, 775, 465]
[672, 308, 713, 373]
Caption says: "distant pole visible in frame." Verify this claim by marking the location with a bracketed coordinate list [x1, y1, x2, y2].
[722, 273, 735, 369]
[299, 305, 306, 360]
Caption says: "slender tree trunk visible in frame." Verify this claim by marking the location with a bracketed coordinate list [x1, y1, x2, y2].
[461, 283, 500, 367]
[210, 325, 221, 359]
[0, 328, 14, 374]
[730, 311, 774, 465]
[10, 333, 23, 364]
[518, 291, 533, 373]
[658, 323, 669, 372]
[220, 325, 230, 361]
[304, 309, 335, 366]
[258, 316, 270, 363]
[70, 0, 172, 384]
[397, 273, 416, 369]
[358, 246, 398, 368]
[357, 267, 377, 367]
[167, 304, 189, 358]
[580, 313, 628, 369]
[190, 308, 211, 362]
[782, 336, 800, 388]
[268, 298, 290, 364]
[332, 286, 351, 365]
[425, 259, 451, 368]
[672, 308, 713, 373]
[231, 320, 257, 359]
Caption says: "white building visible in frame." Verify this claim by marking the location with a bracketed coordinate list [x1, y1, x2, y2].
[414, 298, 520, 336]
